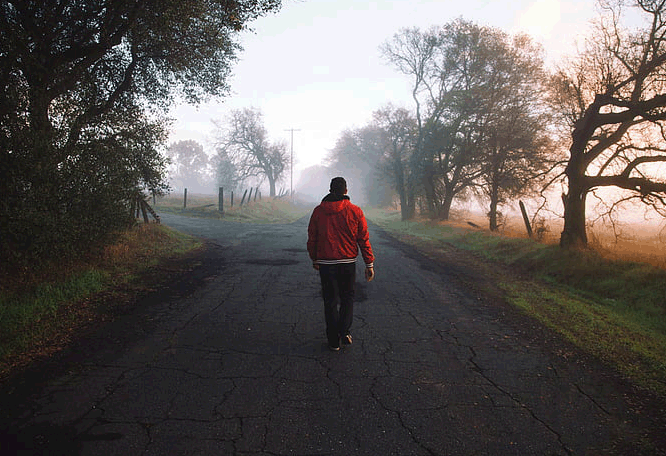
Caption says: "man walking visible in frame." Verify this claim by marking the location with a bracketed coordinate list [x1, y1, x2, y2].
[307, 177, 375, 351]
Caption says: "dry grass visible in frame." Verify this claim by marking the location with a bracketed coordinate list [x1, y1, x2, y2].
[427, 207, 666, 270]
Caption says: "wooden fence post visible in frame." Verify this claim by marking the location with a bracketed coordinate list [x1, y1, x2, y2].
[140, 199, 149, 223]
[141, 199, 160, 224]
[519, 200, 533, 238]
[219, 187, 224, 213]
[240, 189, 248, 206]
[231, 191, 234, 207]
[183, 188, 187, 209]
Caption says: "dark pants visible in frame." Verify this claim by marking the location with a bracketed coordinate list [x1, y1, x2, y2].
[318, 263, 356, 346]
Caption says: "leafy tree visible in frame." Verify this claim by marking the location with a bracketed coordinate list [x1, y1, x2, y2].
[552, 0, 666, 248]
[328, 126, 395, 207]
[382, 22, 501, 220]
[214, 107, 288, 197]
[471, 34, 553, 231]
[372, 105, 417, 219]
[166, 140, 212, 193]
[213, 149, 242, 193]
[0, 0, 280, 266]
[382, 20, 552, 223]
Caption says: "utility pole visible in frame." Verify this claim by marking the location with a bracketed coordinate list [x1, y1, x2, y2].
[284, 128, 301, 201]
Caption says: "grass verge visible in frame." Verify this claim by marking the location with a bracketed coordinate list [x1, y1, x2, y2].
[367, 208, 666, 397]
[0, 224, 202, 381]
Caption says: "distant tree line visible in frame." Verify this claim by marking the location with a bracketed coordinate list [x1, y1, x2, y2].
[166, 140, 214, 194]
[0, 0, 281, 268]
[166, 107, 289, 198]
[330, 1, 666, 248]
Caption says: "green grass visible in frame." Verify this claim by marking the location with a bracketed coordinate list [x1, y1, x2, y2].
[0, 270, 108, 358]
[0, 224, 202, 377]
[367, 208, 666, 396]
[154, 193, 310, 224]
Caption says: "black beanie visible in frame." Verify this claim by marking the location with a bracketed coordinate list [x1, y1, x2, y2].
[330, 177, 347, 195]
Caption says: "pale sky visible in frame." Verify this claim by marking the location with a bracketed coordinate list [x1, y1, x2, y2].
[169, 0, 598, 187]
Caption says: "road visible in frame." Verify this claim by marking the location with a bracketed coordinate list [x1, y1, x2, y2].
[1, 212, 665, 455]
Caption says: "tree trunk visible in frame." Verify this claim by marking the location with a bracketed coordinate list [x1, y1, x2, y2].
[402, 172, 417, 220]
[398, 190, 408, 220]
[489, 202, 498, 231]
[268, 178, 276, 197]
[393, 163, 410, 221]
[560, 97, 602, 249]
[440, 187, 454, 220]
[560, 171, 589, 249]
[422, 164, 438, 219]
[403, 188, 416, 220]
[489, 182, 500, 231]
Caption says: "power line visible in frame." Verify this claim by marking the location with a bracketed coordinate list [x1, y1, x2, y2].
[284, 128, 301, 201]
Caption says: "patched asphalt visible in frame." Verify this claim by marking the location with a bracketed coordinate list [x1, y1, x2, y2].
[1, 212, 665, 455]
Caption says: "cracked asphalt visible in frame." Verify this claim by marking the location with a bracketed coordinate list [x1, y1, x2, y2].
[1, 212, 665, 455]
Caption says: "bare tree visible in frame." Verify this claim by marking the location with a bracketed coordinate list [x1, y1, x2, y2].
[214, 107, 288, 197]
[553, 0, 666, 248]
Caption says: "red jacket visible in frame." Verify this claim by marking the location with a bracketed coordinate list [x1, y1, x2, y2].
[307, 195, 374, 267]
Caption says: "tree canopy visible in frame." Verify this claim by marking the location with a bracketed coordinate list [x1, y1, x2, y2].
[166, 140, 213, 193]
[0, 0, 281, 266]
[381, 20, 552, 227]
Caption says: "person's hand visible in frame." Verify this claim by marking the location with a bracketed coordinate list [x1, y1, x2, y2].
[365, 266, 375, 282]
[313, 263, 320, 271]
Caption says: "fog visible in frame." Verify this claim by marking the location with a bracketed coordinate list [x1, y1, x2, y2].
[169, 0, 598, 176]
[165, 0, 666, 254]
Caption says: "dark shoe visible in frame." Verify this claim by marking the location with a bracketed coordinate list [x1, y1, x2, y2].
[329, 336, 340, 351]
[341, 333, 352, 346]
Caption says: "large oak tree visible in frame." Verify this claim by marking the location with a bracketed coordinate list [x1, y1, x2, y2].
[553, 0, 666, 248]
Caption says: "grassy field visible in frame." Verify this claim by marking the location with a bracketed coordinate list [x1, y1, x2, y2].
[154, 193, 310, 224]
[0, 224, 202, 380]
[366, 208, 666, 397]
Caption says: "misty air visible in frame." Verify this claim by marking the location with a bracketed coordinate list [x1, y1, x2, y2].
[1, 1, 666, 455]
